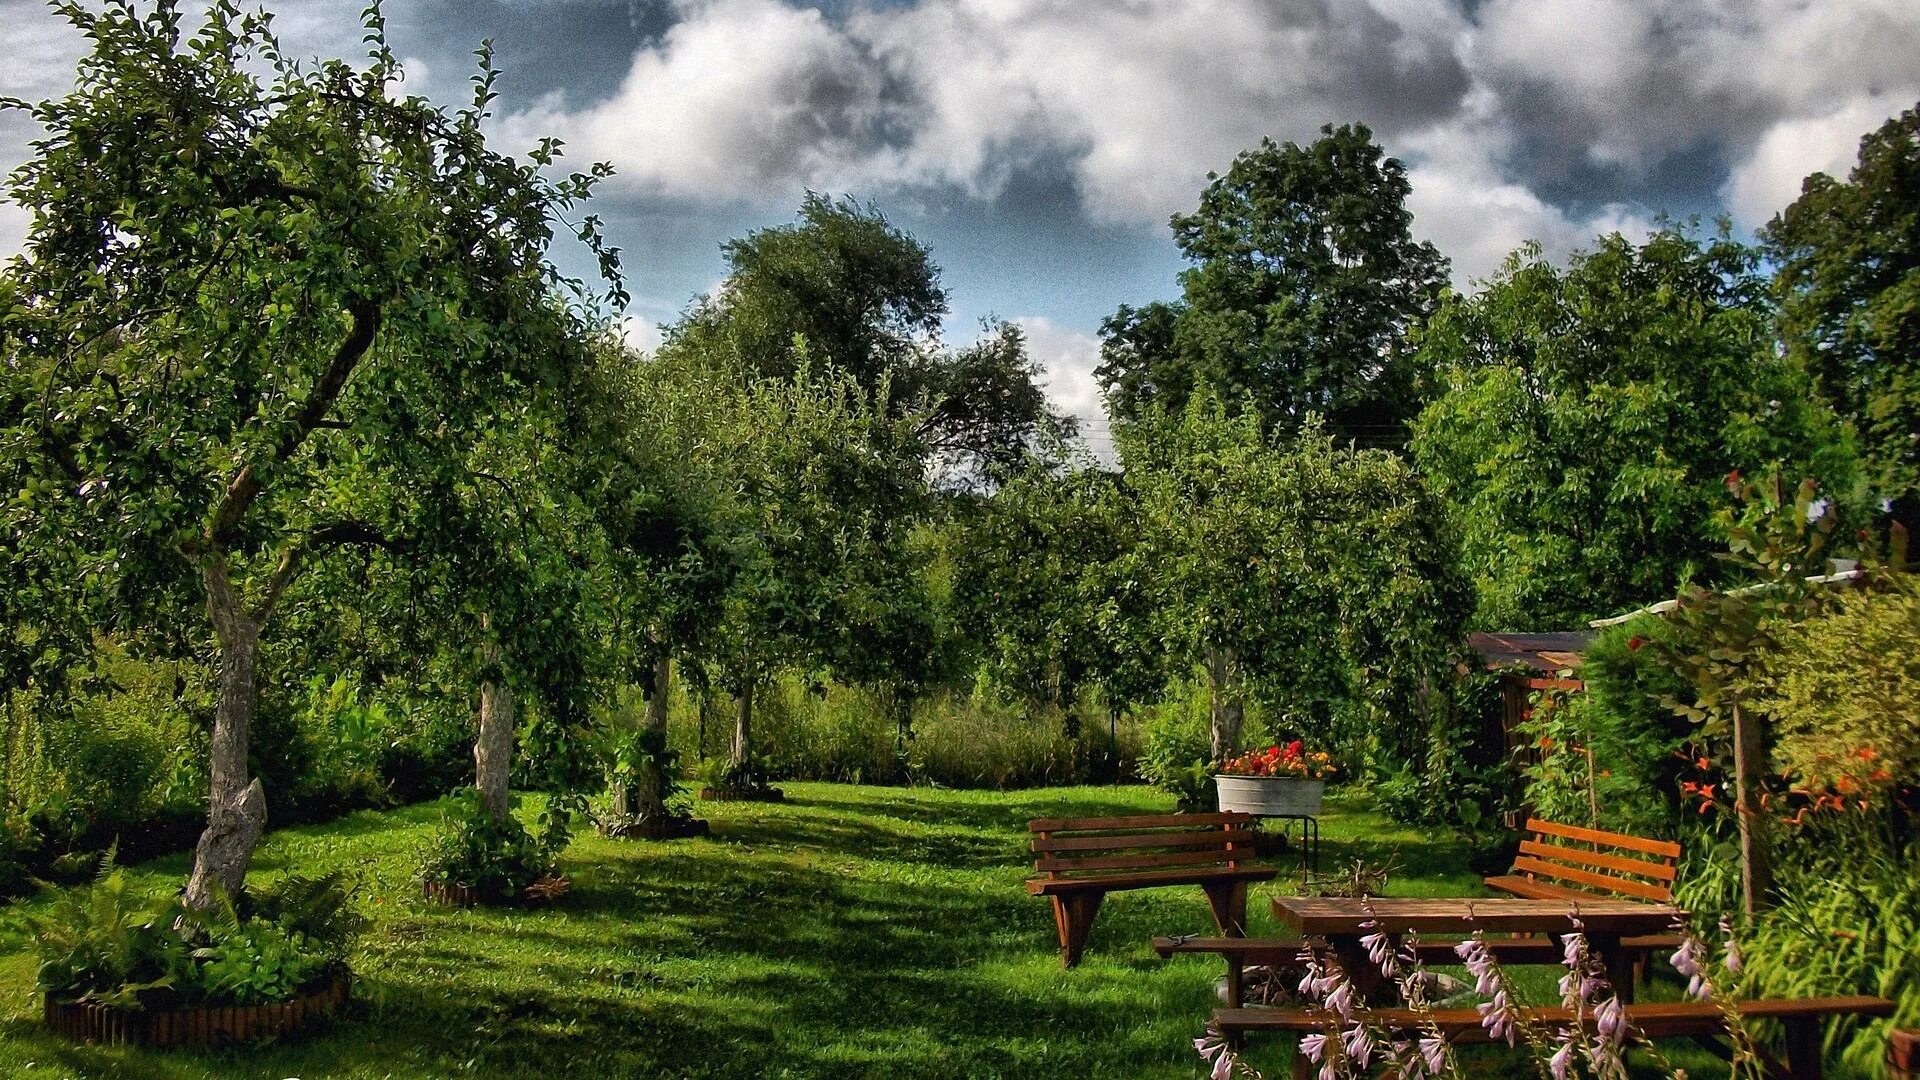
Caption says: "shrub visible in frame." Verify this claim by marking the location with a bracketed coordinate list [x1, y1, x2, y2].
[1734, 815, 1920, 1073]
[28, 862, 360, 1008]
[417, 794, 562, 903]
[1514, 618, 1692, 837]
[1755, 570, 1920, 798]
[670, 674, 1143, 790]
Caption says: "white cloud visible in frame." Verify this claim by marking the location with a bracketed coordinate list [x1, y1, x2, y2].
[503, 0, 907, 200]
[1014, 315, 1114, 461]
[508, 0, 1473, 219]
[619, 313, 664, 355]
[1723, 94, 1911, 231]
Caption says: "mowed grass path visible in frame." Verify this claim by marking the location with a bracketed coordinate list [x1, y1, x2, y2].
[0, 784, 1482, 1078]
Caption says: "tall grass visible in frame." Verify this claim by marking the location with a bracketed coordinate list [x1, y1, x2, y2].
[666, 673, 1144, 789]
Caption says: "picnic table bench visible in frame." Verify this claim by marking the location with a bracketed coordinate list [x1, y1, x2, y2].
[1486, 817, 1685, 980]
[1212, 995, 1896, 1080]
[1026, 811, 1277, 967]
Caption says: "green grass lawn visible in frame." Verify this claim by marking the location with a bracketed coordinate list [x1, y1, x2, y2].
[0, 784, 1725, 1078]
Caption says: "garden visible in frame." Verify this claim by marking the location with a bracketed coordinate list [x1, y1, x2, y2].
[0, 3, 1916, 1078]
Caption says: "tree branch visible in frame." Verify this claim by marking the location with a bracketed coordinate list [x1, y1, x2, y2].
[204, 299, 381, 547]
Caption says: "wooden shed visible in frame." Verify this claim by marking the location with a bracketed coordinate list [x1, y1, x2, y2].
[1467, 631, 1592, 758]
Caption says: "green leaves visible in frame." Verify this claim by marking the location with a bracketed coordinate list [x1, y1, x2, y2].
[1098, 123, 1448, 443]
[1411, 228, 1860, 630]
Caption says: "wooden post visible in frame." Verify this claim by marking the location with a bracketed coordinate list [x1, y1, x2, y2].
[1730, 701, 1774, 915]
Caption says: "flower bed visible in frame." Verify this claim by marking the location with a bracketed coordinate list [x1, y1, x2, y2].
[43, 969, 349, 1049]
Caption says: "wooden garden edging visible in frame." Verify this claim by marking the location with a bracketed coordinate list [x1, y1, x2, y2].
[44, 970, 350, 1048]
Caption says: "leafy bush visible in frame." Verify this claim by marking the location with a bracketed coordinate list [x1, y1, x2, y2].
[27, 862, 189, 1007]
[671, 676, 1143, 790]
[1734, 815, 1920, 1073]
[417, 794, 562, 902]
[181, 907, 331, 1006]
[27, 862, 359, 1008]
[1512, 618, 1692, 836]
[1137, 690, 1216, 809]
[1367, 668, 1513, 830]
[1755, 569, 1920, 797]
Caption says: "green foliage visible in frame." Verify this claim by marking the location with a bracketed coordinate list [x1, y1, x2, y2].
[1765, 101, 1920, 512]
[1138, 712, 1214, 810]
[1098, 123, 1448, 442]
[1733, 818, 1920, 1074]
[1118, 389, 1469, 764]
[26, 861, 187, 1008]
[662, 194, 1068, 482]
[1754, 564, 1920, 795]
[1514, 619, 1691, 836]
[952, 466, 1158, 720]
[417, 795, 560, 902]
[186, 918, 326, 1006]
[1412, 229, 1858, 629]
[670, 677, 1140, 790]
[0, 0, 622, 900]
[27, 861, 358, 1008]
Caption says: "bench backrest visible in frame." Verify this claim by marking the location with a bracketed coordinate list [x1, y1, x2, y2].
[1027, 812, 1256, 880]
[1511, 818, 1681, 902]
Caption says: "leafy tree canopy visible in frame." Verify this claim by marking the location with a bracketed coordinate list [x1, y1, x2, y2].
[662, 193, 1071, 485]
[1764, 102, 1920, 519]
[1098, 124, 1449, 444]
[1411, 229, 1859, 630]
[1119, 389, 1469, 760]
[0, 0, 618, 903]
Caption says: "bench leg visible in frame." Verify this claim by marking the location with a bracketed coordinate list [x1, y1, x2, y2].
[1202, 880, 1250, 937]
[1051, 892, 1104, 968]
[1781, 1016, 1823, 1080]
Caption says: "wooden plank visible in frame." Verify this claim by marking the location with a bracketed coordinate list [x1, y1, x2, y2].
[1271, 896, 1680, 936]
[1484, 874, 1600, 901]
[1031, 828, 1251, 853]
[1511, 856, 1675, 902]
[1036, 846, 1239, 873]
[1527, 818, 1681, 859]
[1027, 865, 1277, 895]
[1153, 935, 1561, 966]
[1027, 811, 1251, 832]
[1213, 996, 1894, 1037]
[1519, 839, 1678, 883]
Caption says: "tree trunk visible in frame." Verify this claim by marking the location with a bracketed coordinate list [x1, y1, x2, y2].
[185, 571, 269, 910]
[1206, 646, 1245, 763]
[1730, 701, 1774, 915]
[475, 641, 515, 822]
[632, 654, 672, 819]
[731, 680, 754, 770]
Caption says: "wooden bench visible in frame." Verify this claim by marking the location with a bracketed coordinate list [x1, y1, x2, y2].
[1027, 812, 1277, 967]
[1154, 935, 1562, 1008]
[1485, 817, 1684, 979]
[1213, 995, 1896, 1080]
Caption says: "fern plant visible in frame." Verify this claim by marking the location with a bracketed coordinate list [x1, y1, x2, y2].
[26, 856, 187, 1008]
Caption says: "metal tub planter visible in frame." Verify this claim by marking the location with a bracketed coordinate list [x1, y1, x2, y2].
[1213, 774, 1326, 817]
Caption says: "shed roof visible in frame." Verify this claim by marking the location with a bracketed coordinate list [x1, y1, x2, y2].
[1467, 631, 1592, 673]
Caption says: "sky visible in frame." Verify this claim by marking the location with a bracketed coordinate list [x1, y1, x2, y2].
[4, 0, 1919, 453]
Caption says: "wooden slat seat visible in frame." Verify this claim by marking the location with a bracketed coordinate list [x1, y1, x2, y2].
[1026, 812, 1277, 967]
[1214, 995, 1895, 1079]
[1485, 818, 1684, 982]
[1487, 819, 1681, 904]
[1027, 865, 1273, 896]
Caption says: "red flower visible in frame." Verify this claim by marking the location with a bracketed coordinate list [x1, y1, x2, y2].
[1626, 636, 1645, 651]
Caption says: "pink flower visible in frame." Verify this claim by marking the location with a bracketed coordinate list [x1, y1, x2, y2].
[1299, 1032, 1328, 1062]
[1549, 1037, 1578, 1080]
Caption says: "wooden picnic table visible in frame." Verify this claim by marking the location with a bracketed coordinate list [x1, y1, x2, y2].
[1272, 895, 1683, 1003]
